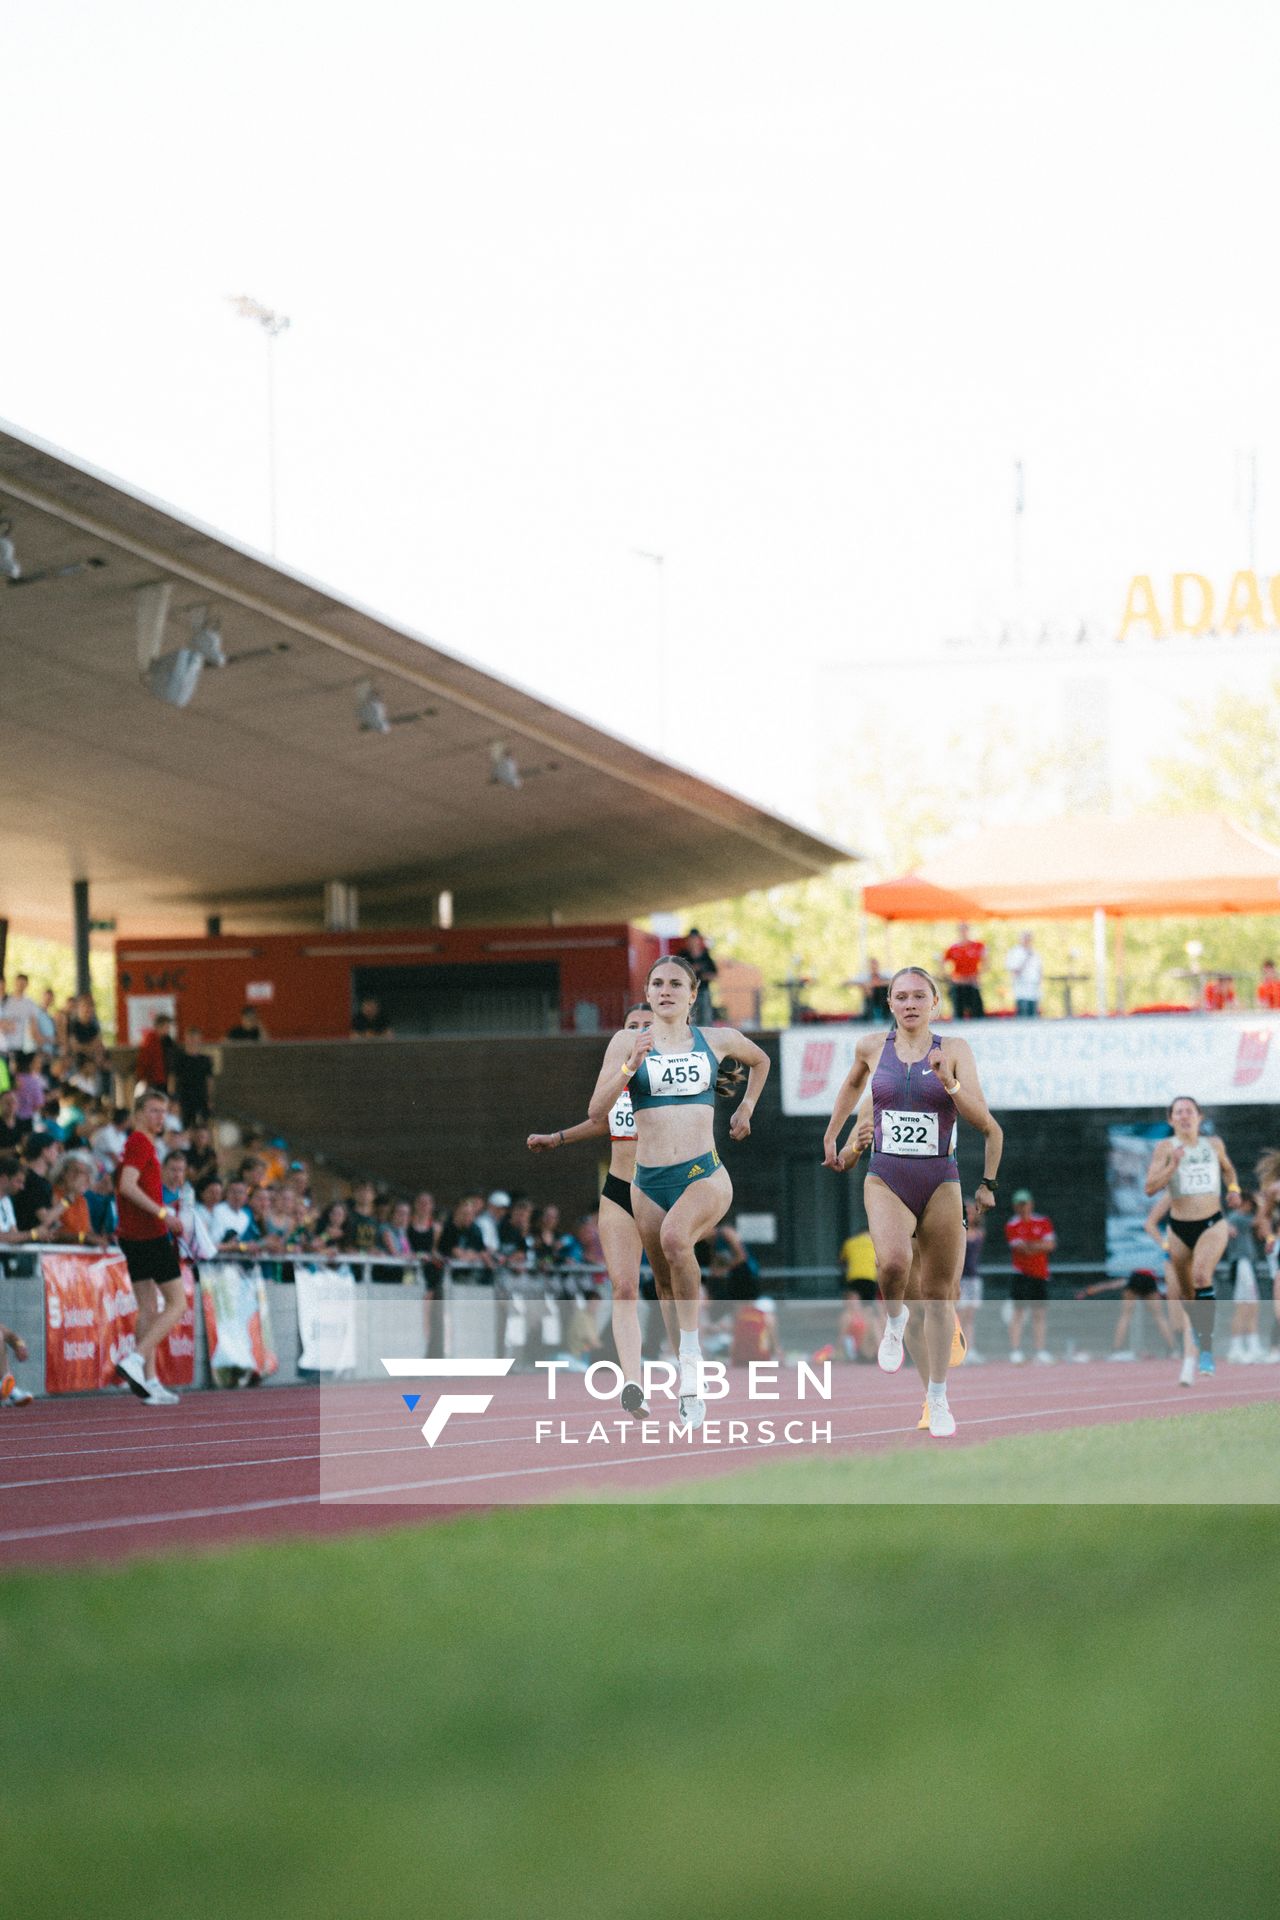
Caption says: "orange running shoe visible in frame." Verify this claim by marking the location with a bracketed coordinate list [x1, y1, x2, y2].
[916, 1396, 930, 1431]
[950, 1317, 968, 1368]
[0, 1372, 14, 1402]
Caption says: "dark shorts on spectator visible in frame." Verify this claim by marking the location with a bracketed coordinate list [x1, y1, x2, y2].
[120, 1235, 183, 1287]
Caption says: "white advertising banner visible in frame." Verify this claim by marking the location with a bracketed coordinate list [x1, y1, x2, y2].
[295, 1265, 358, 1373]
[780, 1014, 1280, 1115]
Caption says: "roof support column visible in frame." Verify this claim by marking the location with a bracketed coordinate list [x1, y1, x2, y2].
[324, 882, 358, 932]
[72, 879, 91, 997]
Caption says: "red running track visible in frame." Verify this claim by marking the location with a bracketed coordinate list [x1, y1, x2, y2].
[1, 1360, 1277, 1570]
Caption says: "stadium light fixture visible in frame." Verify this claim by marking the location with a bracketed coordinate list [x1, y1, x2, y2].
[489, 742, 523, 791]
[0, 516, 21, 581]
[228, 295, 292, 556]
[144, 648, 206, 709]
[357, 682, 392, 735]
[189, 606, 226, 669]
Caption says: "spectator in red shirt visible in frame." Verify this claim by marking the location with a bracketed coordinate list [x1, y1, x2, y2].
[114, 1088, 184, 1405]
[135, 1014, 176, 1093]
[1203, 973, 1236, 1012]
[943, 923, 986, 1020]
[1256, 961, 1280, 1011]
[1004, 1188, 1056, 1363]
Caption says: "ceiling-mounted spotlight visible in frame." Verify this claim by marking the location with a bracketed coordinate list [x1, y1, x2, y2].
[357, 681, 392, 735]
[188, 606, 226, 668]
[144, 648, 205, 709]
[0, 518, 20, 582]
[489, 741, 523, 791]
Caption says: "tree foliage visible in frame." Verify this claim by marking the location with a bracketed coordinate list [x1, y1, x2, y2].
[675, 678, 1280, 1025]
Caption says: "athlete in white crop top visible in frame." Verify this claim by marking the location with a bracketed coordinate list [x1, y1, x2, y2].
[1144, 1095, 1241, 1382]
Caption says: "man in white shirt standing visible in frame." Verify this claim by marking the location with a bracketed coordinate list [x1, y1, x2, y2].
[0, 975, 44, 1064]
[1007, 931, 1043, 1018]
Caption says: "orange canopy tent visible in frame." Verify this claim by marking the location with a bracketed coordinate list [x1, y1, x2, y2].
[862, 814, 1280, 1010]
[863, 814, 1280, 920]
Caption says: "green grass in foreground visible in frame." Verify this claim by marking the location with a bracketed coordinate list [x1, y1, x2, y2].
[630, 1402, 1280, 1503]
[3, 1504, 1279, 1919]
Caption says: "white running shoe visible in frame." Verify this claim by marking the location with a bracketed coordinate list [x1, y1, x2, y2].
[1034, 1350, 1055, 1365]
[1009, 1349, 1026, 1365]
[1226, 1339, 1246, 1364]
[877, 1315, 907, 1373]
[965, 1349, 987, 1365]
[115, 1351, 151, 1400]
[6, 1385, 34, 1406]
[677, 1394, 706, 1430]
[1178, 1354, 1196, 1387]
[145, 1379, 180, 1406]
[928, 1396, 957, 1438]
[1108, 1350, 1136, 1362]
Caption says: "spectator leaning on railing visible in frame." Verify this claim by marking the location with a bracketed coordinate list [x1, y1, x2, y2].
[0, 1088, 27, 1152]
[0, 1155, 28, 1246]
[13, 1133, 59, 1238]
[51, 1154, 110, 1248]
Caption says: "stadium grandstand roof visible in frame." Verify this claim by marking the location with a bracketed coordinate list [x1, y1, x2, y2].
[0, 421, 853, 936]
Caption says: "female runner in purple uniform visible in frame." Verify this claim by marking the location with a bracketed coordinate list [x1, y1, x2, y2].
[822, 967, 1003, 1437]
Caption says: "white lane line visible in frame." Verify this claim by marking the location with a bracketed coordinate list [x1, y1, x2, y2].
[2, 1387, 1277, 1545]
[3, 1377, 1277, 1492]
[6, 1363, 1258, 1448]
[6, 1381, 1278, 1545]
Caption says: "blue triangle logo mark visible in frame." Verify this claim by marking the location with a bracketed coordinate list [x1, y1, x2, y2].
[401, 1393, 421, 1412]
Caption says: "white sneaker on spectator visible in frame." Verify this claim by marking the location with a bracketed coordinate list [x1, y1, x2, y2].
[115, 1352, 150, 1400]
[145, 1379, 180, 1406]
[1034, 1350, 1055, 1365]
[1008, 1349, 1026, 1365]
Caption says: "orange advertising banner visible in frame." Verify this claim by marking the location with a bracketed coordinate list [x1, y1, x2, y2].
[42, 1254, 196, 1393]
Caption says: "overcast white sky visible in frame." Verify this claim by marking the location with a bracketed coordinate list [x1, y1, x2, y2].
[5, 0, 1279, 841]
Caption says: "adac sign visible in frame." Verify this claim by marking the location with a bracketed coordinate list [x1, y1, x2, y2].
[1120, 571, 1279, 640]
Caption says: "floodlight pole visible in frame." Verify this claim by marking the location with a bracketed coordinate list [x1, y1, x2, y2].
[632, 548, 667, 751]
[230, 297, 292, 556]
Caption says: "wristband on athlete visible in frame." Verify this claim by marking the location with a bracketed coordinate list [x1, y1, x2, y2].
[620, 1062, 637, 1081]
[978, 1177, 998, 1196]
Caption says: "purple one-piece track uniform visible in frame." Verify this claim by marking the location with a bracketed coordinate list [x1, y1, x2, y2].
[868, 1029, 960, 1221]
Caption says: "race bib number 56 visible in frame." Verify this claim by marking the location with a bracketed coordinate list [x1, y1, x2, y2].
[881, 1109, 939, 1156]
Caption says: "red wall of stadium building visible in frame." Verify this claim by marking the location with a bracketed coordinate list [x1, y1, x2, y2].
[115, 924, 662, 1042]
